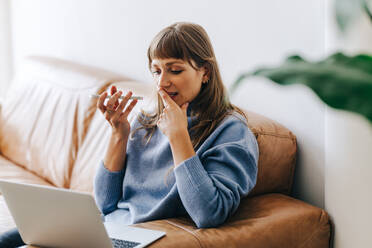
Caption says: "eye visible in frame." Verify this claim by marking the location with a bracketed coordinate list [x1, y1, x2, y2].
[151, 69, 183, 75]
[171, 70, 183, 74]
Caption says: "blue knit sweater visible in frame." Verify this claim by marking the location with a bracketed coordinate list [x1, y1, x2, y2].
[94, 106, 259, 228]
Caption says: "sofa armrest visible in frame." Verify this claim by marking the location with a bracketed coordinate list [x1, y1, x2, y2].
[132, 194, 331, 248]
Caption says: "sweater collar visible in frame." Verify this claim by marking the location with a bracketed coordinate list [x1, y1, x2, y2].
[186, 101, 199, 128]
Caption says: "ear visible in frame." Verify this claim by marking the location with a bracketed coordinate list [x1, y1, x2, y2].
[202, 64, 211, 83]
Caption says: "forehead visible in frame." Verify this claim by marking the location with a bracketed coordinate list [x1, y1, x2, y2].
[151, 58, 186, 67]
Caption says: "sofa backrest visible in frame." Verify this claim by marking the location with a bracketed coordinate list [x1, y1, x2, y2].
[71, 81, 297, 197]
[0, 56, 126, 188]
[244, 111, 296, 196]
[0, 56, 297, 196]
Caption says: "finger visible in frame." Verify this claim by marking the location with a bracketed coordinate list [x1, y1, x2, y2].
[115, 87, 122, 108]
[97, 92, 108, 114]
[120, 99, 138, 121]
[115, 91, 132, 112]
[107, 91, 122, 110]
[112, 91, 132, 121]
[110, 85, 117, 96]
[110, 86, 120, 108]
[158, 89, 173, 108]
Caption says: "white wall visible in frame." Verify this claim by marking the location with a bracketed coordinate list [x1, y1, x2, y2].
[324, 0, 372, 247]
[325, 0, 372, 55]
[325, 108, 372, 248]
[9, 0, 325, 90]
[0, 0, 12, 98]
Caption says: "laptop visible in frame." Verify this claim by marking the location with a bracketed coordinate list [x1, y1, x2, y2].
[0, 180, 165, 248]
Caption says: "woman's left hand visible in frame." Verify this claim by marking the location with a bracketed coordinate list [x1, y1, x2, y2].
[157, 88, 189, 140]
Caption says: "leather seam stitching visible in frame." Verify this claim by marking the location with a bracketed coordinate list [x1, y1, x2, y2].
[164, 220, 204, 248]
[255, 131, 296, 140]
[287, 137, 297, 194]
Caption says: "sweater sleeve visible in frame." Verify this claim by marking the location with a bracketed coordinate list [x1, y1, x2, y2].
[93, 160, 126, 215]
[174, 119, 259, 228]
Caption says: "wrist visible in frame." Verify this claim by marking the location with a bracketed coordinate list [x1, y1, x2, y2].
[104, 133, 128, 172]
[168, 130, 196, 167]
[111, 131, 129, 143]
[168, 128, 189, 143]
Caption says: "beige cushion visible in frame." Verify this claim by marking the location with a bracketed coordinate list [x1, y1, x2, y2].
[0, 155, 53, 187]
[0, 56, 127, 188]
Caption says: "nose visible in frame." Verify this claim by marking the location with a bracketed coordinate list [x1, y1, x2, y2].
[157, 73, 171, 88]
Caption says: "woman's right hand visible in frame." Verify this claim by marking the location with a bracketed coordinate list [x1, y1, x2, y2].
[97, 85, 138, 139]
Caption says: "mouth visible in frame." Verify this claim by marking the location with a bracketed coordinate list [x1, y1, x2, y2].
[166, 91, 178, 97]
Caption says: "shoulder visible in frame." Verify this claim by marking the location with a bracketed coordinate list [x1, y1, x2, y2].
[215, 111, 254, 141]
[198, 111, 259, 171]
[202, 111, 257, 151]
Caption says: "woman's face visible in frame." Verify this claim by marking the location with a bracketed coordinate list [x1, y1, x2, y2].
[151, 58, 207, 107]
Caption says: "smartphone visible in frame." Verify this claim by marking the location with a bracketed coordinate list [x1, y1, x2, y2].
[89, 94, 143, 100]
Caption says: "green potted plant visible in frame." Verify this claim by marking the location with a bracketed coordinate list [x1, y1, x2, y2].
[230, 0, 372, 123]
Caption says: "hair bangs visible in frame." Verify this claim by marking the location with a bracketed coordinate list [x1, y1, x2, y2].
[148, 30, 192, 66]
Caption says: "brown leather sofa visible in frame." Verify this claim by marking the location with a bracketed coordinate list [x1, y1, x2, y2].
[0, 56, 331, 247]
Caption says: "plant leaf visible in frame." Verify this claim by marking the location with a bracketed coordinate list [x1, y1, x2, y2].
[230, 53, 372, 123]
[362, 0, 372, 22]
[335, 0, 364, 32]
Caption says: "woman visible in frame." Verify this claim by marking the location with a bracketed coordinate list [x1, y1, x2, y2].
[94, 22, 259, 228]
[0, 22, 258, 247]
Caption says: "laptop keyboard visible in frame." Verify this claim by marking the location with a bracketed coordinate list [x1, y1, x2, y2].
[111, 238, 141, 248]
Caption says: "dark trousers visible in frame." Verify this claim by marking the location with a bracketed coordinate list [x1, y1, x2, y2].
[0, 228, 25, 248]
